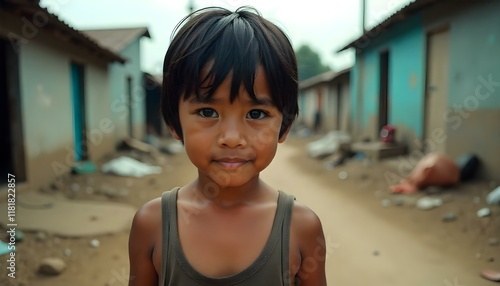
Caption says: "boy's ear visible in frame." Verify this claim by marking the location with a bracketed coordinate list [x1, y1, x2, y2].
[278, 125, 292, 143]
[168, 126, 182, 141]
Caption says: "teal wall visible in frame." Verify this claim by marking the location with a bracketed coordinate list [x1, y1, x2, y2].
[351, 15, 425, 139]
[109, 38, 146, 141]
[448, 0, 500, 109]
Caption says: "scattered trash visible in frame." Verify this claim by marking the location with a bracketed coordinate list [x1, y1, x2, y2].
[325, 156, 347, 170]
[89, 239, 100, 248]
[486, 186, 500, 205]
[72, 161, 97, 174]
[390, 153, 460, 194]
[102, 156, 162, 177]
[455, 153, 480, 181]
[416, 196, 443, 210]
[489, 238, 499, 246]
[338, 171, 348, 180]
[480, 268, 500, 282]
[38, 257, 66, 275]
[97, 185, 129, 199]
[14, 229, 24, 242]
[306, 131, 351, 159]
[477, 208, 491, 218]
[0, 241, 13, 256]
[381, 199, 391, 208]
[442, 213, 457, 222]
[35, 232, 48, 242]
[63, 248, 72, 257]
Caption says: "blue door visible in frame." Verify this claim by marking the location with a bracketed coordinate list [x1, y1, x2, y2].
[70, 62, 87, 161]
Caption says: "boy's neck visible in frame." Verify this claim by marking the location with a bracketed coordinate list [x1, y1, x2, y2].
[186, 175, 272, 208]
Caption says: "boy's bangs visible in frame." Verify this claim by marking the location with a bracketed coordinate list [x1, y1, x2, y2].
[182, 13, 262, 103]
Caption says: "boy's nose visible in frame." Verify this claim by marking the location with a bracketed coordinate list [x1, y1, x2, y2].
[217, 119, 247, 148]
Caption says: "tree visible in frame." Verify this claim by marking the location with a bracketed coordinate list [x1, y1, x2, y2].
[295, 44, 331, 81]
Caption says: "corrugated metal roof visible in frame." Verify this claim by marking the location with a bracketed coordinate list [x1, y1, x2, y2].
[299, 68, 351, 91]
[82, 27, 151, 53]
[336, 0, 441, 52]
[2, 0, 126, 63]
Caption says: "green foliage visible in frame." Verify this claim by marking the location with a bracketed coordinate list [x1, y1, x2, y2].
[295, 44, 331, 81]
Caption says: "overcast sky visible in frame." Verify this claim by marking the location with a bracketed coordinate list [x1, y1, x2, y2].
[40, 0, 412, 74]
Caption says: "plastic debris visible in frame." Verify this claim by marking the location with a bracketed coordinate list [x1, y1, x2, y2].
[477, 208, 491, 217]
[416, 196, 443, 210]
[338, 171, 348, 180]
[442, 213, 457, 222]
[0, 241, 13, 256]
[89, 239, 100, 248]
[486, 186, 500, 205]
[102, 156, 162, 177]
[307, 131, 351, 159]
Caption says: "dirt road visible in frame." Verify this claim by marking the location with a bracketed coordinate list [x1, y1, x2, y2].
[1, 137, 498, 285]
[263, 140, 499, 286]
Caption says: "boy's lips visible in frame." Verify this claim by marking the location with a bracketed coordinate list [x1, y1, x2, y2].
[213, 157, 250, 170]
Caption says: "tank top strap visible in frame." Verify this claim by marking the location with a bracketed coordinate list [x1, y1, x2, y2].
[279, 190, 295, 283]
[161, 187, 180, 286]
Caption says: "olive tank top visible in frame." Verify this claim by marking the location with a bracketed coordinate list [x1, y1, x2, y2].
[161, 188, 295, 285]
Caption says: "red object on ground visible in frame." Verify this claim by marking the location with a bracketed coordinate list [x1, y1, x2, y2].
[390, 153, 460, 194]
[380, 125, 396, 143]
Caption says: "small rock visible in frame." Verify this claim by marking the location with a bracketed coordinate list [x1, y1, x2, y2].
[63, 248, 72, 256]
[338, 171, 348, 180]
[442, 213, 457, 222]
[38, 257, 66, 275]
[71, 183, 80, 192]
[98, 185, 129, 198]
[85, 186, 94, 194]
[14, 229, 24, 242]
[89, 239, 100, 248]
[50, 180, 64, 190]
[488, 238, 499, 246]
[476, 253, 481, 259]
[35, 232, 48, 242]
[381, 199, 391, 208]
[487, 257, 495, 263]
[473, 197, 481, 204]
[477, 208, 491, 218]
[416, 197, 443, 210]
[373, 250, 380, 256]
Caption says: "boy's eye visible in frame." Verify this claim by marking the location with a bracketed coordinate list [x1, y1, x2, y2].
[197, 108, 218, 118]
[246, 109, 268, 120]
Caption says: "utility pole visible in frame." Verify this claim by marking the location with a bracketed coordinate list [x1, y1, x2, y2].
[187, 0, 194, 15]
[361, 0, 367, 33]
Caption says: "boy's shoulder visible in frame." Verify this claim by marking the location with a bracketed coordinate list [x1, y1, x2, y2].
[290, 199, 324, 240]
[131, 196, 163, 234]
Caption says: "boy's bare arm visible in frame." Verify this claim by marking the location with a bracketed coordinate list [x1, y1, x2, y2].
[128, 199, 161, 286]
[294, 203, 327, 286]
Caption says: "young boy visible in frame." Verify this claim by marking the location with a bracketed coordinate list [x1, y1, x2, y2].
[128, 7, 327, 286]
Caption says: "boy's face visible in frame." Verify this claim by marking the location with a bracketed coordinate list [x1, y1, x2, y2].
[171, 66, 289, 188]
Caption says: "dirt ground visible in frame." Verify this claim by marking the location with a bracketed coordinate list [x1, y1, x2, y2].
[0, 135, 499, 286]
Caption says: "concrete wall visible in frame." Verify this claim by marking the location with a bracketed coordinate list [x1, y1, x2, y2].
[109, 39, 146, 143]
[350, 15, 425, 145]
[299, 78, 350, 133]
[349, 0, 500, 181]
[1, 11, 115, 188]
[443, 0, 500, 181]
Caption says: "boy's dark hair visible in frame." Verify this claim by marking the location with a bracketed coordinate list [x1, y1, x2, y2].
[161, 6, 298, 139]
